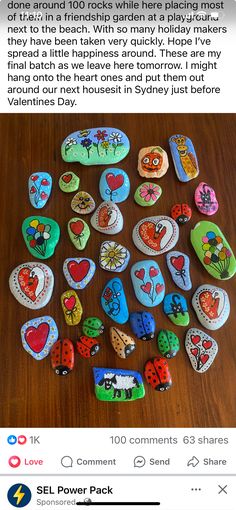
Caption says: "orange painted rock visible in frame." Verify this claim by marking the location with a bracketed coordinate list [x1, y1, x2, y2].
[110, 327, 136, 359]
[138, 146, 169, 178]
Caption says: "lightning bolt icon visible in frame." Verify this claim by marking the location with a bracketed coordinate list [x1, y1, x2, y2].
[13, 485, 25, 505]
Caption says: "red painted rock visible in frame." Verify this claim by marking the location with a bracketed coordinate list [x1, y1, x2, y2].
[51, 339, 74, 375]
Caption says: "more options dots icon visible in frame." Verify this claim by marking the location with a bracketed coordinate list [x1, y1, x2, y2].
[7, 484, 32, 507]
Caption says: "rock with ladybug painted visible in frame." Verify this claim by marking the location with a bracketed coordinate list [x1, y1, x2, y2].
[61, 290, 83, 326]
[194, 182, 219, 216]
[131, 260, 165, 307]
[71, 191, 95, 215]
[144, 357, 172, 391]
[132, 216, 179, 256]
[63, 258, 96, 290]
[138, 146, 169, 179]
[77, 336, 100, 359]
[22, 216, 60, 260]
[110, 327, 136, 359]
[129, 311, 155, 341]
[82, 317, 104, 338]
[169, 134, 199, 182]
[9, 262, 54, 309]
[21, 316, 58, 360]
[192, 284, 230, 331]
[185, 328, 218, 373]
[59, 171, 80, 193]
[101, 277, 129, 324]
[157, 330, 180, 359]
[166, 251, 192, 291]
[171, 203, 192, 225]
[28, 172, 52, 209]
[99, 168, 130, 203]
[68, 218, 90, 250]
[91, 201, 123, 235]
[163, 292, 190, 326]
[51, 338, 75, 375]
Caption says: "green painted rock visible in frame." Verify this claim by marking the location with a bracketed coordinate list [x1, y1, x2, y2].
[59, 171, 80, 192]
[82, 317, 104, 338]
[190, 221, 236, 280]
[93, 367, 145, 401]
[68, 218, 90, 250]
[157, 330, 180, 359]
[22, 216, 60, 260]
[134, 182, 162, 206]
[163, 292, 190, 326]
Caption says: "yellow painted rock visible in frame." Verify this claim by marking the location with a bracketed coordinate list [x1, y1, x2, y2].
[61, 290, 83, 326]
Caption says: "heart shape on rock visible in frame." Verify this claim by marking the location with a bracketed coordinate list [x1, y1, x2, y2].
[41, 192, 48, 200]
[70, 220, 84, 236]
[202, 340, 212, 350]
[191, 348, 199, 357]
[170, 255, 184, 271]
[98, 205, 117, 228]
[135, 268, 145, 280]
[139, 220, 172, 252]
[31, 175, 38, 181]
[64, 296, 76, 311]
[191, 335, 201, 345]
[149, 266, 159, 277]
[141, 282, 152, 294]
[106, 173, 124, 191]
[62, 173, 72, 183]
[18, 267, 40, 302]
[68, 260, 90, 282]
[156, 283, 164, 294]
[200, 353, 209, 365]
[25, 323, 49, 353]
[199, 291, 220, 319]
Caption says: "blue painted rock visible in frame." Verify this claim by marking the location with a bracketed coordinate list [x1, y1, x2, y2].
[22, 216, 60, 259]
[129, 311, 155, 341]
[61, 290, 83, 326]
[71, 191, 95, 215]
[51, 339, 74, 375]
[82, 317, 104, 338]
[67, 218, 90, 250]
[138, 146, 169, 178]
[99, 168, 130, 203]
[59, 171, 80, 193]
[169, 134, 199, 182]
[91, 201, 123, 235]
[61, 128, 130, 165]
[134, 182, 162, 207]
[101, 277, 129, 324]
[157, 330, 180, 359]
[166, 251, 192, 291]
[131, 260, 165, 307]
[63, 258, 96, 290]
[93, 367, 145, 401]
[163, 293, 190, 326]
[185, 328, 218, 373]
[132, 216, 179, 256]
[144, 357, 172, 391]
[190, 220, 236, 280]
[9, 262, 54, 309]
[77, 336, 100, 359]
[21, 316, 58, 360]
[110, 327, 136, 359]
[192, 284, 230, 331]
[99, 241, 130, 272]
[28, 172, 52, 209]
[194, 182, 219, 216]
[171, 203, 192, 225]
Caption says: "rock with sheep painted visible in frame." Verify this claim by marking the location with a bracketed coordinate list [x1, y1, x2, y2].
[93, 367, 145, 401]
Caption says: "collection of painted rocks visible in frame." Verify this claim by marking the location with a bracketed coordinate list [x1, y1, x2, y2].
[9, 128, 236, 402]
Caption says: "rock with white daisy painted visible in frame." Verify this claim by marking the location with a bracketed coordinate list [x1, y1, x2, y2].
[134, 182, 162, 206]
[91, 201, 123, 235]
[99, 241, 130, 272]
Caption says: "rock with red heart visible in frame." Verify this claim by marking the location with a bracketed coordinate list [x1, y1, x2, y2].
[171, 203, 192, 225]
[138, 146, 169, 178]
[185, 328, 218, 373]
[91, 201, 123, 235]
[28, 172, 52, 209]
[21, 316, 58, 360]
[63, 258, 96, 290]
[9, 262, 54, 309]
[131, 260, 165, 307]
[61, 290, 83, 326]
[99, 168, 130, 203]
[192, 284, 230, 330]
[22, 216, 60, 260]
[166, 250, 192, 291]
[59, 171, 80, 193]
[132, 215, 179, 256]
[68, 217, 90, 250]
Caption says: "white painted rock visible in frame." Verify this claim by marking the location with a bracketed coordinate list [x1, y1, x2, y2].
[91, 201, 123, 235]
[192, 284, 230, 330]
[185, 328, 218, 373]
[9, 262, 54, 309]
[99, 241, 130, 272]
[132, 216, 179, 256]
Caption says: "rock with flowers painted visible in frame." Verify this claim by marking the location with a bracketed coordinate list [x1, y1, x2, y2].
[138, 146, 169, 178]
[71, 191, 95, 214]
[134, 182, 162, 207]
[9, 262, 54, 310]
[99, 168, 130, 203]
[192, 284, 230, 331]
[63, 258, 96, 290]
[194, 182, 219, 216]
[91, 201, 123, 235]
[163, 292, 190, 326]
[185, 328, 218, 373]
[101, 277, 129, 324]
[99, 241, 130, 273]
[132, 216, 179, 256]
[169, 134, 199, 182]
[21, 316, 58, 360]
[110, 327, 136, 359]
[166, 251, 192, 291]
[61, 290, 83, 326]
[61, 128, 130, 165]
[190, 221, 236, 280]
[59, 171, 80, 193]
[22, 216, 60, 260]
[28, 172, 52, 209]
[67, 218, 90, 250]
[131, 260, 165, 307]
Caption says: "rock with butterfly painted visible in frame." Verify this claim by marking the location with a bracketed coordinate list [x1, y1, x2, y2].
[132, 216, 179, 256]
[166, 251, 192, 291]
[9, 262, 54, 309]
[99, 168, 130, 203]
[91, 201, 123, 235]
[192, 284, 230, 330]
[163, 292, 190, 326]
[185, 328, 218, 373]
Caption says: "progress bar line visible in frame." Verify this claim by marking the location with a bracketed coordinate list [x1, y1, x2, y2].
[76, 504, 160, 506]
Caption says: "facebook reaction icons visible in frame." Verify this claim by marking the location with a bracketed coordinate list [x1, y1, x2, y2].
[7, 435, 27, 445]
[9, 456, 21, 468]
[7, 484, 32, 507]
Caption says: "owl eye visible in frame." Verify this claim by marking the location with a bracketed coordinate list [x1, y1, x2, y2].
[152, 158, 160, 166]
[143, 157, 149, 164]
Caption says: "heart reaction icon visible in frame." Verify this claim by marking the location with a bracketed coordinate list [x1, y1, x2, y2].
[9, 456, 21, 468]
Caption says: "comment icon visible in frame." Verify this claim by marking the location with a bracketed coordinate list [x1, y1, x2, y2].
[61, 455, 73, 468]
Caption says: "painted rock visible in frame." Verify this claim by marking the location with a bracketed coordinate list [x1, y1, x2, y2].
[110, 327, 136, 359]
[131, 260, 165, 307]
[59, 171, 80, 193]
[21, 316, 58, 360]
[190, 221, 236, 280]
[61, 290, 83, 326]
[129, 311, 155, 341]
[134, 182, 162, 207]
[194, 182, 219, 216]
[163, 293, 190, 326]
[99, 168, 130, 203]
[71, 191, 95, 215]
[67, 218, 90, 250]
[157, 330, 180, 359]
[61, 128, 130, 165]
[63, 258, 96, 290]
[101, 277, 129, 324]
[185, 328, 218, 373]
[82, 317, 104, 338]
[91, 201, 123, 235]
[138, 146, 169, 178]
[171, 203, 192, 225]
[93, 367, 145, 401]
[28, 172, 52, 209]
[169, 134, 199, 182]
[132, 216, 179, 256]
[22, 216, 60, 260]
[77, 336, 100, 358]
[99, 241, 130, 272]
[9, 262, 54, 309]
[192, 284, 230, 330]
[166, 251, 192, 291]
[144, 357, 172, 391]
[51, 339, 74, 375]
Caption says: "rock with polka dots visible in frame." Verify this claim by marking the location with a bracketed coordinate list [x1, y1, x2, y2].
[21, 316, 58, 360]
[171, 203, 192, 225]
[192, 284, 230, 330]
[110, 327, 136, 359]
[9, 262, 54, 309]
[144, 356, 172, 391]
